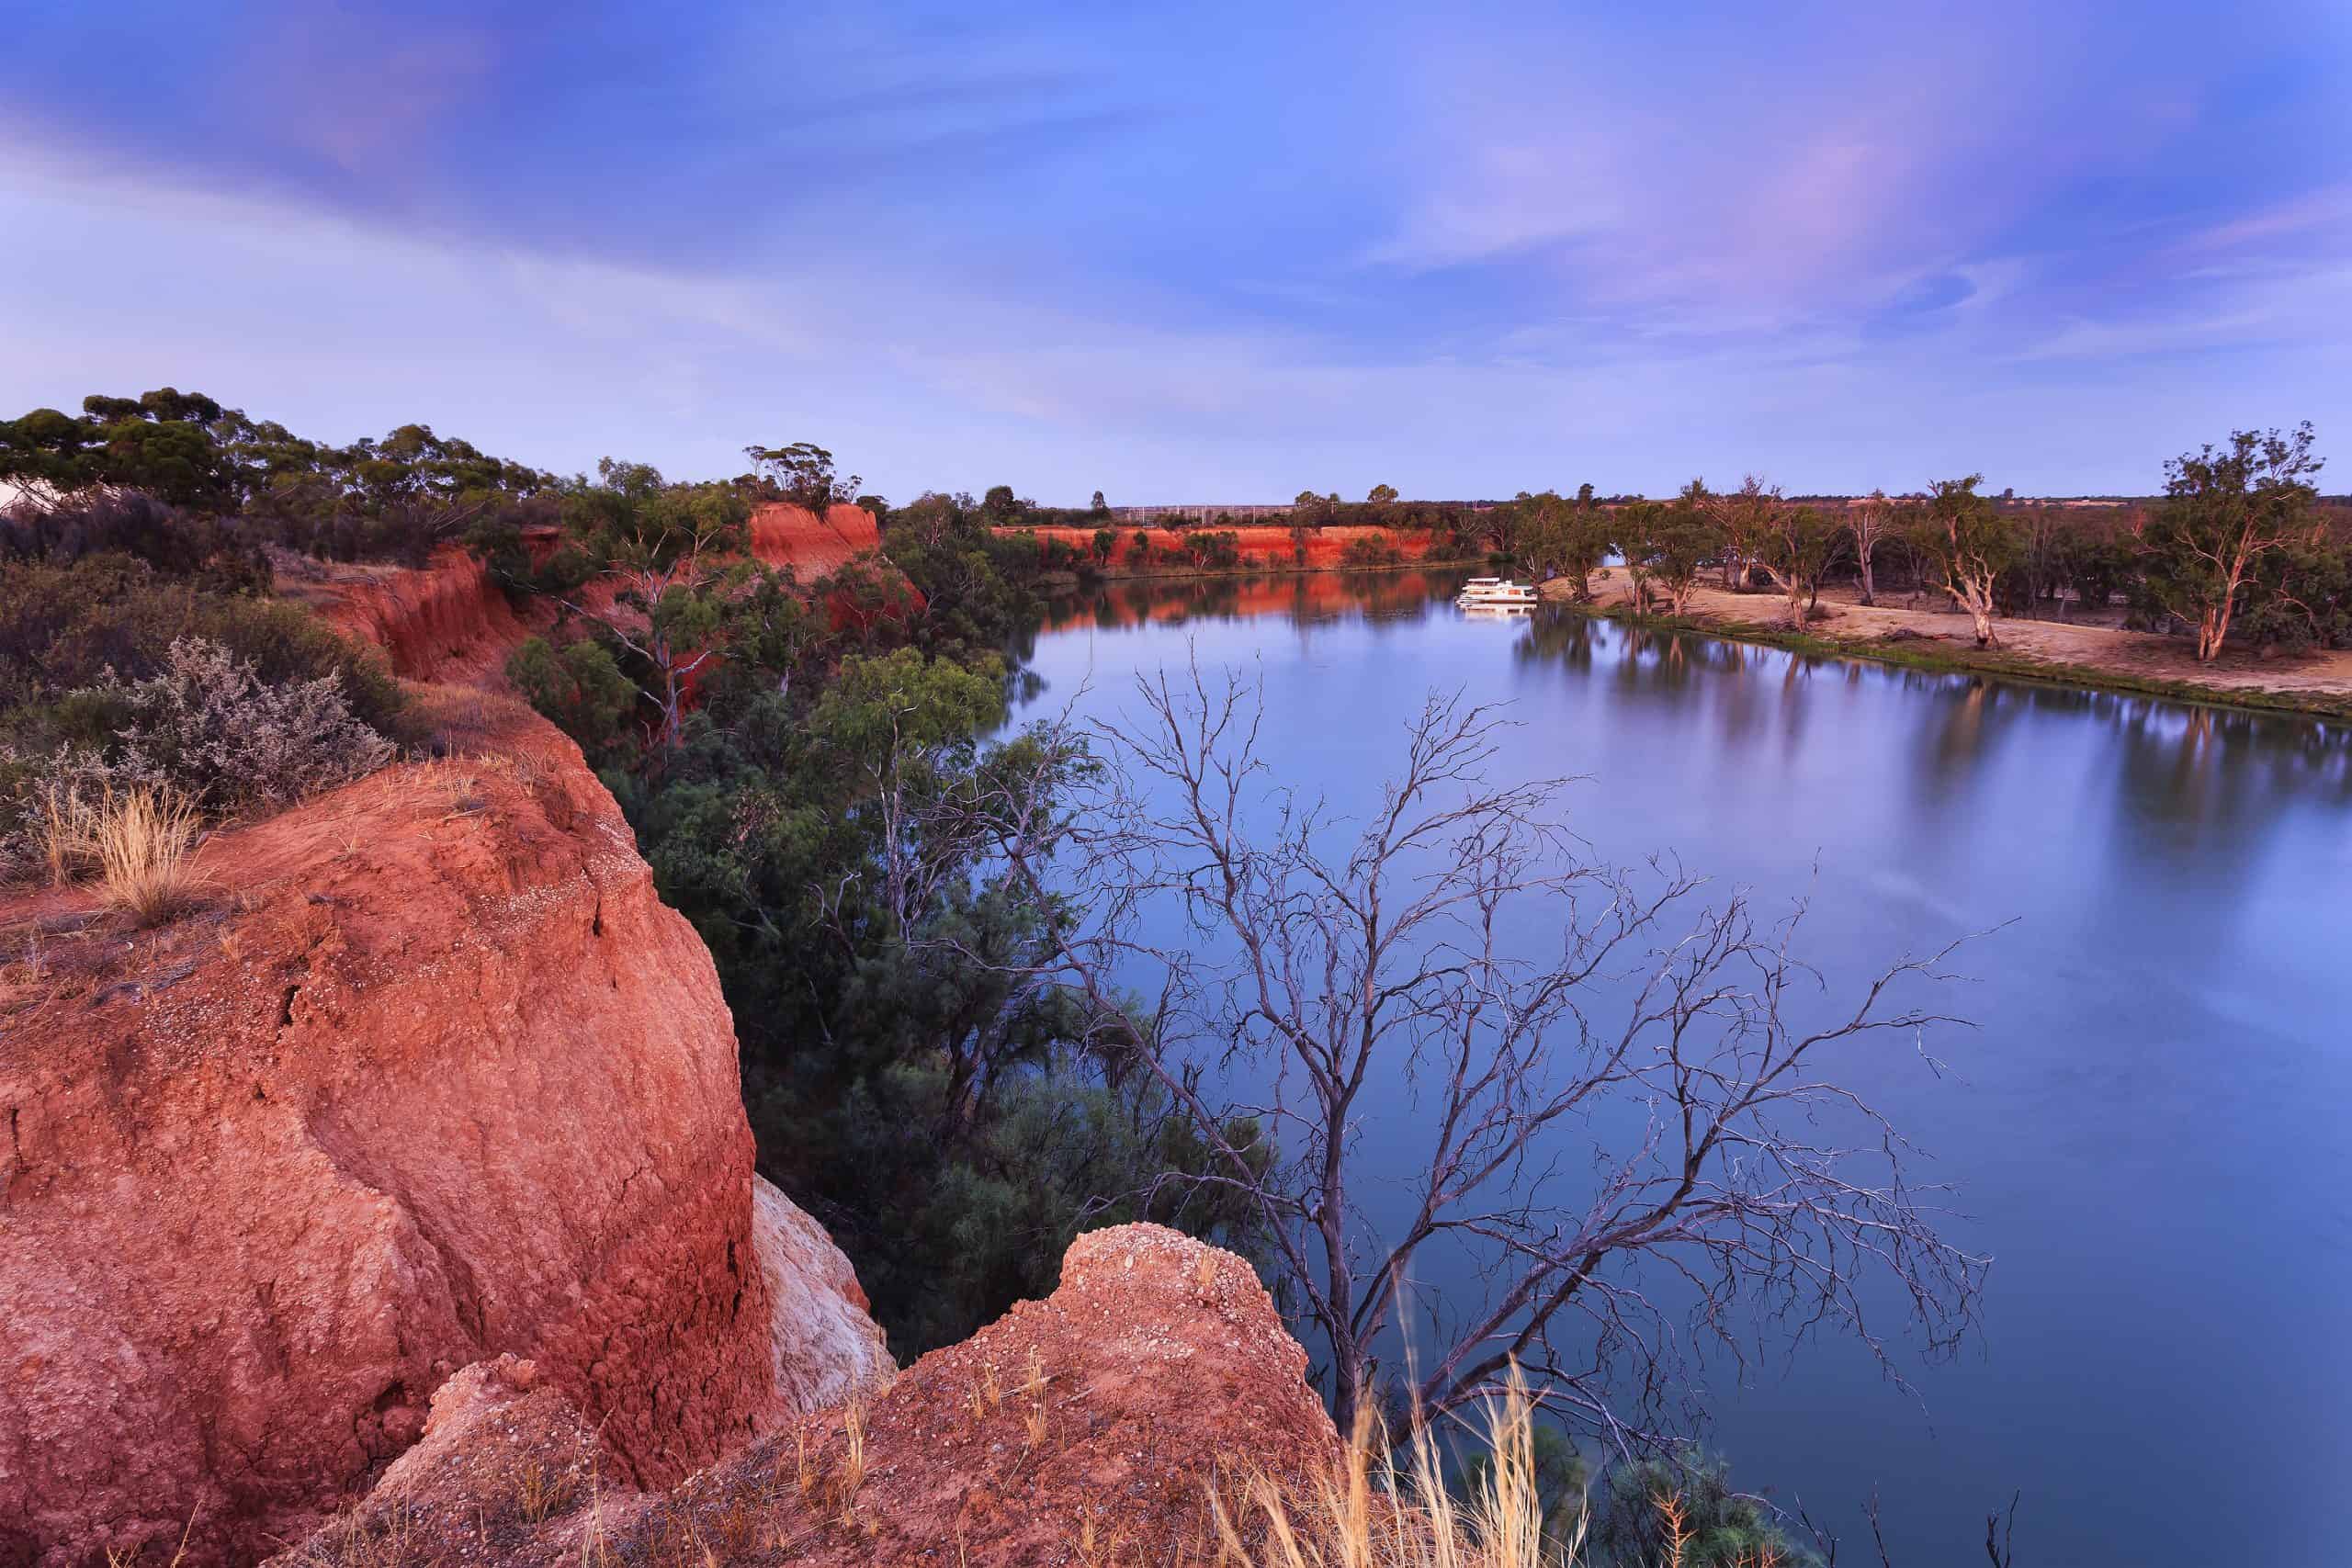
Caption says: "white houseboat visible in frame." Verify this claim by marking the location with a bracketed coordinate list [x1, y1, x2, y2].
[1455, 577, 1540, 609]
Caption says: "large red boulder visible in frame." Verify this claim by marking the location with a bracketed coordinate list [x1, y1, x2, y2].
[0, 696, 888, 1566]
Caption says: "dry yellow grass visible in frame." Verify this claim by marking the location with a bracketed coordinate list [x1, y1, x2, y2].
[93, 786, 206, 926]
[36, 782, 102, 885]
[1213, 1367, 1589, 1568]
[838, 1398, 868, 1517]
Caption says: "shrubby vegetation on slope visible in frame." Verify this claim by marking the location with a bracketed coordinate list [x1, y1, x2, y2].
[496, 452, 1266, 1356]
[0, 488, 410, 880]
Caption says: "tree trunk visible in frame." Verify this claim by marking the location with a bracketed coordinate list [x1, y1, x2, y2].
[2197, 607, 2228, 662]
[1858, 547, 1876, 606]
[1964, 583, 1997, 648]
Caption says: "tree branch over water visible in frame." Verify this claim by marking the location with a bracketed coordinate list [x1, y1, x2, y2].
[932, 649, 1992, 1449]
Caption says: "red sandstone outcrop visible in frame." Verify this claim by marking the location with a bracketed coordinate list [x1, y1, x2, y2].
[271, 1224, 1340, 1568]
[305, 547, 537, 685]
[747, 502, 879, 576]
[0, 693, 889, 1567]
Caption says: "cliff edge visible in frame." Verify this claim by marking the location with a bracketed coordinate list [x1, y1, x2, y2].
[0, 691, 889, 1566]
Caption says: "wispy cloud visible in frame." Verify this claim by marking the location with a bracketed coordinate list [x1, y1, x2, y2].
[1, 0, 2346, 496]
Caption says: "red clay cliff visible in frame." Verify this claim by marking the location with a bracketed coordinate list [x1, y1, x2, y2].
[0, 692, 889, 1567]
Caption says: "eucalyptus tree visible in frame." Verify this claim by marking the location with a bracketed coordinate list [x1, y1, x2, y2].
[2138, 423, 2324, 661]
[1693, 475, 1774, 591]
[1848, 491, 1894, 605]
[1753, 502, 1842, 627]
[1512, 489, 1612, 600]
[1632, 491, 1721, 615]
[557, 458, 752, 754]
[744, 440, 863, 514]
[1905, 476, 2018, 647]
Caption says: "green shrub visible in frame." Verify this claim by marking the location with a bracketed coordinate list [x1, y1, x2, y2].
[507, 635, 635, 759]
[0, 555, 404, 739]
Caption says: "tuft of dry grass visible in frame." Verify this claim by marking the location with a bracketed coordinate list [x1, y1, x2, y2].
[1021, 1348, 1054, 1450]
[515, 1456, 581, 1526]
[838, 1399, 868, 1517]
[37, 783, 102, 886]
[1212, 1365, 1592, 1568]
[100, 1511, 194, 1568]
[94, 786, 206, 926]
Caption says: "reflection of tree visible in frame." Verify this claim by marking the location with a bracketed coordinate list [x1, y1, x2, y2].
[1039, 586, 2352, 876]
[2108, 696, 2352, 839]
[1515, 609, 1600, 676]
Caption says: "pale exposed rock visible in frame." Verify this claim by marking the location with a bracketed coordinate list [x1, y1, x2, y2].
[752, 1176, 896, 1416]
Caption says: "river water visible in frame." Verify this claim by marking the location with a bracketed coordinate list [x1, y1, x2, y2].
[1008, 570, 2352, 1566]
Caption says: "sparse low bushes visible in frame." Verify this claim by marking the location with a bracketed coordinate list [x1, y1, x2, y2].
[2, 636, 395, 887]
[82, 637, 395, 815]
[1, 554, 405, 739]
[1338, 532, 1404, 570]
[0, 491, 269, 593]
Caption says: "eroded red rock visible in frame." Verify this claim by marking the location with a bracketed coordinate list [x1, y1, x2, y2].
[268, 1224, 1339, 1568]
[0, 694, 888, 1567]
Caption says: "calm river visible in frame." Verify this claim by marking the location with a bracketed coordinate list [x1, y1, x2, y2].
[1009, 570, 2352, 1566]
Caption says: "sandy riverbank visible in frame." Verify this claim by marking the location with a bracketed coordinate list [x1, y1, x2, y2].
[1542, 571, 2352, 720]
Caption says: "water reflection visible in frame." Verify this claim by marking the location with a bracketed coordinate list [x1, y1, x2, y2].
[1035, 568, 1462, 634]
[1012, 573, 2352, 1568]
[1505, 605, 2352, 829]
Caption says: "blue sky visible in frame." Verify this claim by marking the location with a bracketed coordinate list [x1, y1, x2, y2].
[4, 0, 2347, 501]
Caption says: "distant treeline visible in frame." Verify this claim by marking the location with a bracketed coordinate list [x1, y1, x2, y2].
[1492, 429, 2345, 662]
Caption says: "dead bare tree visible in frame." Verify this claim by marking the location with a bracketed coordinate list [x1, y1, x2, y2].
[944, 654, 1989, 1453]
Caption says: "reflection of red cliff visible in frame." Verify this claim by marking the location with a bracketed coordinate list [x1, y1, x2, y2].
[1006, 524, 1459, 573]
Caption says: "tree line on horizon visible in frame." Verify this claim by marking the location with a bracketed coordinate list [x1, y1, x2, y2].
[1492, 423, 2341, 662]
[6, 393, 2343, 663]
